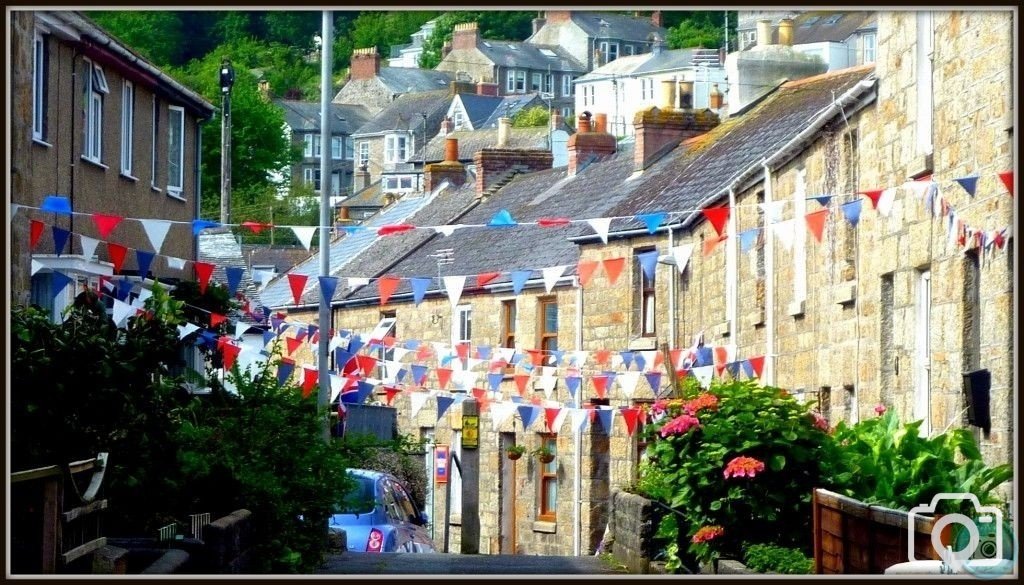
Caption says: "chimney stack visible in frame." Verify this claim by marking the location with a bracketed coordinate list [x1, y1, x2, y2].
[709, 84, 724, 110]
[633, 107, 720, 172]
[532, 15, 546, 35]
[651, 10, 663, 28]
[439, 116, 454, 137]
[452, 22, 480, 51]
[497, 117, 512, 147]
[544, 11, 571, 24]
[659, 80, 677, 110]
[778, 18, 794, 46]
[550, 112, 564, 130]
[450, 80, 475, 96]
[474, 148, 553, 197]
[350, 47, 381, 80]
[757, 19, 773, 47]
[423, 137, 467, 193]
[476, 81, 499, 96]
[353, 163, 371, 192]
[677, 80, 694, 110]
[567, 112, 616, 177]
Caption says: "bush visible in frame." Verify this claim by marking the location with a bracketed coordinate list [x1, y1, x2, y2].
[639, 378, 834, 571]
[742, 543, 814, 574]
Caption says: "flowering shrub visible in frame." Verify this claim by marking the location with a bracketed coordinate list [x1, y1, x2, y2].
[638, 378, 835, 572]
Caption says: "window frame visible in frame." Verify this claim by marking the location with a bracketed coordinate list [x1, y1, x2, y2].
[32, 29, 47, 141]
[862, 32, 876, 63]
[501, 300, 517, 349]
[358, 141, 369, 167]
[538, 297, 558, 353]
[83, 58, 107, 163]
[637, 248, 656, 337]
[543, 73, 553, 95]
[304, 167, 321, 191]
[507, 69, 526, 93]
[167, 105, 185, 194]
[453, 304, 472, 345]
[537, 434, 558, 521]
[304, 133, 322, 158]
[561, 75, 573, 98]
[120, 80, 134, 175]
[384, 134, 408, 163]
[331, 135, 343, 160]
[600, 41, 619, 63]
[531, 72, 542, 92]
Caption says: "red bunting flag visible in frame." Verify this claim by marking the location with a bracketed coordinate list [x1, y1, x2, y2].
[577, 260, 599, 287]
[715, 362, 727, 378]
[592, 375, 609, 399]
[620, 408, 640, 436]
[471, 388, 486, 401]
[537, 217, 570, 228]
[378, 276, 400, 305]
[713, 346, 728, 368]
[455, 342, 471, 361]
[702, 234, 726, 257]
[194, 261, 214, 293]
[594, 349, 611, 366]
[998, 171, 1014, 196]
[378, 224, 415, 236]
[30, 219, 45, 249]
[382, 335, 396, 348]
[287, 273, 308, 305]
[702, 206, 731, 237]
[356, 355, 377, 377]
[514, 374, 531, 396]
[221, 342, 241, 371]
[544, 407, 561, 432]
[436, 367, 452, 390]
[669, 348, 684, 370]
[385, 386, 401, 406]
[602, 257, 625, 285]
[301, 367, 318, 398]
[241, 221, 272, 234]
[860, 189, 884, 209]
[805, 208, 829, 243]
[476, 272, 500, 287]
[527, 349, 545, 367]
[209, 313, 227, 328]
[748, 355, 765, 379]
[286, 336, 302, 356]
[416, 344, 432, 362]
[108, 242, 128, 274]
[91, 214, 124, 239]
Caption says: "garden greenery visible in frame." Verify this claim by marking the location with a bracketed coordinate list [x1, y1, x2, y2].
[742, 543, 814, 574]
[635, 378, 1012, 573]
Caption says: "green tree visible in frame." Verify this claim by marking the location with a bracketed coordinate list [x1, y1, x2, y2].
[259, 11, 322, 50]
[511, 105, 550, 127]
[345, 11, 439, 58]
[418, 11, 534, 69]
[87, 11, 185, 66]
[665, 12, 732, 50]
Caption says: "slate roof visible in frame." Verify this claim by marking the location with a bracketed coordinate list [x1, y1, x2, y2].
[601, 66, 877, 235]
[569, 11, 667, 43]
[476, 40, 586, 73]
[353, 89, 452, 136]
[342, 145, 645, 304]
[456, 94, 504, 129]
[340, 182, 385, 209]
[376, 67, 453, 94]
[260, 193, 441, 309]
[275, 100, 372, 135]
[422, 127, 556, 164]
[742, 11, 877, 46]
[242, 245, 311, 275]
[197, 229, 261, 316]
[478, 94, 546, 128]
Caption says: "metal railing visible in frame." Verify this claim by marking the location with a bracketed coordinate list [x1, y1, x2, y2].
[190, 512, 211, 541]
[157, 523, 177, 543]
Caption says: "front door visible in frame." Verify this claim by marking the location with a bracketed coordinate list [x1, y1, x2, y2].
[499, 432, 517, 554]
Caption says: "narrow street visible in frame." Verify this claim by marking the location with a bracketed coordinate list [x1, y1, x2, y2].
[316, 552, 626, 575]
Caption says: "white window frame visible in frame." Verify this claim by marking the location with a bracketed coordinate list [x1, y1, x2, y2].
[331, 136, 343, 160]
[453, 104, 466, 129]
[120, 81, 134, 175]
[506, 69, 526, 93]
[915, 269, 932, 436]
[641, 78, 654, 101]
[600, 41, 619, 63]
[331, 171, 341, 196]
[916, 12, 934, 156]
[793, 167, 807, 304]
[167, 105, 185, 194]
[623, 44, 635, 56]
[453, 304, 472, 345]
[33, 29, 46, 141]
[531, 72, 542, 92]
[862, 32, 876, 63]
[304, 133, 322, 158]
[345, 137, 354, 160]
[561, 75, 572, 97]
[384, 134, 408, 163]
[357, 141, 369, 167]
[304, 167, 321, 191]
[543, 73, 553, 94]
[83, 59, 108, 163]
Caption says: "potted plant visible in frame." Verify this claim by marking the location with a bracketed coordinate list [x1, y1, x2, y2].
[506, 444, 526, 461]
[534, 445, 555, 464]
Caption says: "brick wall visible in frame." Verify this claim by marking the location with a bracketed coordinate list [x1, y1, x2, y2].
[473, 148, 553, 196]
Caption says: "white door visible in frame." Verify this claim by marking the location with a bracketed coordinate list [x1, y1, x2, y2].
[914, 270, 931, 436]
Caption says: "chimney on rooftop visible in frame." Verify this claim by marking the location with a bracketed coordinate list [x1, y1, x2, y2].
[452, 22, 480, 51]
[350, 47, 380, 80]
[778, 18, 794, 46]
[476, 81, 499, 96]
[353, 163, 371, 192]
[550, 112, 564, 131]
[424, 137, 466, 193]
[497, 117, 512, 147]
[757, 19, 774, 47]
[651, 10, 663, 28]
[567, 111, 616, 177]
[442, 40, 453, 59]
[544, 11, 571, 24]
[439, 116, 454, 137]
[633, 107, 720, 172]
[659, 79, 677, 110]
[677, 80, 694, 110]
[532, 15, 546, 35]
[474, 147, 553, 197]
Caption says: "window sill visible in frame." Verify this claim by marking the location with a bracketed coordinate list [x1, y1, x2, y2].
[532, 520, 556, 534]
[450, 515, 461, 526]
[33, 137, 53, 148]
[788, 300, 806, 318]
[150, 185, 162, 194]
[166, 190, 186, 202]
[120, 172, 139, 182]
[80, 155, 108, 170]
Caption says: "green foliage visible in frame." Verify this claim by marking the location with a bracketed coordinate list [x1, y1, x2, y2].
[88, 11, 185, 65]
[345, 11, 439, 58]
[826, 411, 1013, 514]
[418, 11, 534, 69]
[511, 106, 550, 128]
[742, 543, 814, 574]
[639, 379, 834, 571]
[506, 444, 527, 456]
[232, 182, 321, 248]
[337, 433, 429, 509]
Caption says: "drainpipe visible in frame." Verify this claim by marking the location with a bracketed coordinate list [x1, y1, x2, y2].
[727, 187, 738, 341]
[573, 275, 583, 556]
[667, 226, 676, 348]
[761, 162, 775, 386]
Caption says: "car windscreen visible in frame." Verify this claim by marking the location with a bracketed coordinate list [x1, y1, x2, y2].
[335, 475, 376, 515]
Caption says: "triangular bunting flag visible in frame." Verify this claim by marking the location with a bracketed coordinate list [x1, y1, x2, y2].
[241, 221, 271, 234]
[487, 372, 503, 392]
[702, 206, 730, 237]
[571, 408, 589, 435]
[621, 407, 640, 436]
[377, 224, 415, 236]
[378, 276, 400, 305]
[286, 336, 302, 356]
[411, 364, 428, 386]
[490, 401, 517, 431]
[222, 342, 242, 371]
[194, 261, 215, 294]
[812, 195, 832, 207]
[107, 242, 128, 273]
[443, 275, 466, 307]
[178, 322, 200, 340]
[618, 371, 641, 398]
[356, 355, 377, 377]
[287, 273, 308, 305]
[518, 404, 539, 430]
[669, 244, 694, 274]
[488, 209, 517, 227]
[77, 235, 99, 263]
[276, 359, 295, 386]
[637, 250, 658, 281]
[436, 395, 455, 421]
[514, 374, 531, 397]
[692, 365, 714, 389]
[637, 211, 667, 234]
[319, 276, 339, 303]
[410, 277, 431, 306]
[53, 226, 71, 256]
[998, 171, 1013, 196]
[860, 189, 884, 210]
[542, 265, 565, 293]
[841, 200, 862, 228]
[91, 214, 124, 239]
[139, 219, 172, 253]
[805, 208, 829, 243]
[577, 260, 599, 287]
[192, 219, 220, 235]
[30, 220, 44, 249]
[50, 271, 73, 303]
[111, 297, 134, 327]
[135, 250, 155, 278]
[565, 375, 582, 402]
[739, 229, 759, 253]
[544, 407, 561, 432]
[748, 355, 765, 379]
[410, 391, 430, 418]
[476, 272, 500, 288]
[592, 375, 609, 399]
[645, 371, 662, 394]
[594, 349, 611, 366]
[759, 201, 786, 225]
[436, 367, 452, 390]
[587, 217, 612, 244]
[537, 217, 570, 228]
[770, 220, 795, 251]
[596, 408, 614, 435]
[602, 257, 625, 285]
[954, 174, 980, 197]
[41, 195, 72, 215]
[702, 234, 726, 256]
[510, 270, 531, 295]
[876, 188, 897, 217]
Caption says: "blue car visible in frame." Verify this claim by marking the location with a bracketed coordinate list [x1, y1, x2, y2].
[330, 469, 436, 553]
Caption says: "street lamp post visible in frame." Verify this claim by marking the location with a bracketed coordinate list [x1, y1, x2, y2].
[219, 59, 235, 226]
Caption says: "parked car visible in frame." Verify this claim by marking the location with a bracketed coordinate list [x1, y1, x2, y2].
[330, 468, 436, 553]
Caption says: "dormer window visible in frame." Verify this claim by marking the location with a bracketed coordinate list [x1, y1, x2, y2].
[599, 41, 619, 63]
[384, 134, 408, 163]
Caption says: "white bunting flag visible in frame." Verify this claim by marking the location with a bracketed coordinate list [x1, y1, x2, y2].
[137, 287, 153, 305]
[877, 187, 897, 217]
[443, 275, 466, 307]
[770, 219, 795, 251]
[140, 219, 172, 253]
[542, 265, 566, 293]
[178, 322, 200, 340]
[587, 217, 612, 244]
[410, 391, 430, 419]
[571, 408, 590, 435]
[490, 402, 517, 431]
[391, 347, 411, 363]
[253, 269, 275, 290]
[234, 321, 252, 340]
[237, 347, 261, 371]
[639, 350, 660, 371]
[31, 260, 44, 276]
[166, 257, 187, 270]
[79, 235, 100, 261]
[538, 374, 557, 400]
[494, 347, 516, 365]
[552, 407, 570, 433]
[568, 350, 589, 367]
[902, 180, 932, 200]
[328, 333, 343, 353]
[291, 226, 318, 251]
[347, 277, 369, 289]
[432, 342, 452, 361]
[465, 357, 485, 371]
[617, 371, 641, 398]
[692, 365, 714, 389]
[669, 243, 694, 274]
[434, 225, 463, 237]
[759, 201, 787, 225]
[383, 361, 401, 384]
[112, 298, 135, 328]
[329, 374, 344, 403]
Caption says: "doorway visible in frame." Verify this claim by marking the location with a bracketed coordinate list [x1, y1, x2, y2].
[499, 432, 517, 554]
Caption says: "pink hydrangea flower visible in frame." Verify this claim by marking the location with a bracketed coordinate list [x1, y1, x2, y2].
[683, 393, 719, 415]
[723, 456, 766, 479]
[691, 525, 725, 543]
[811, 411, 829, 431]
[875, 403, 887, 416]
[659, 414, 701, 437]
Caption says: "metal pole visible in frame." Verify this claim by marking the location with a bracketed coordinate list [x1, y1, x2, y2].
[219, 61, 233, 225]
[317, 11, 334, 442]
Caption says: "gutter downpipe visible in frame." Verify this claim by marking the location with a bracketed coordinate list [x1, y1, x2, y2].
[668, 226, 676, 349]
[761, 162, 776, 387]
[727, 187, 738, 342]
[573, 274, 583, 556]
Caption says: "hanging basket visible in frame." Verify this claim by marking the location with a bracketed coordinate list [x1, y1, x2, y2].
[538, 453, 555, 464]
[507, 450, 523, 461]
